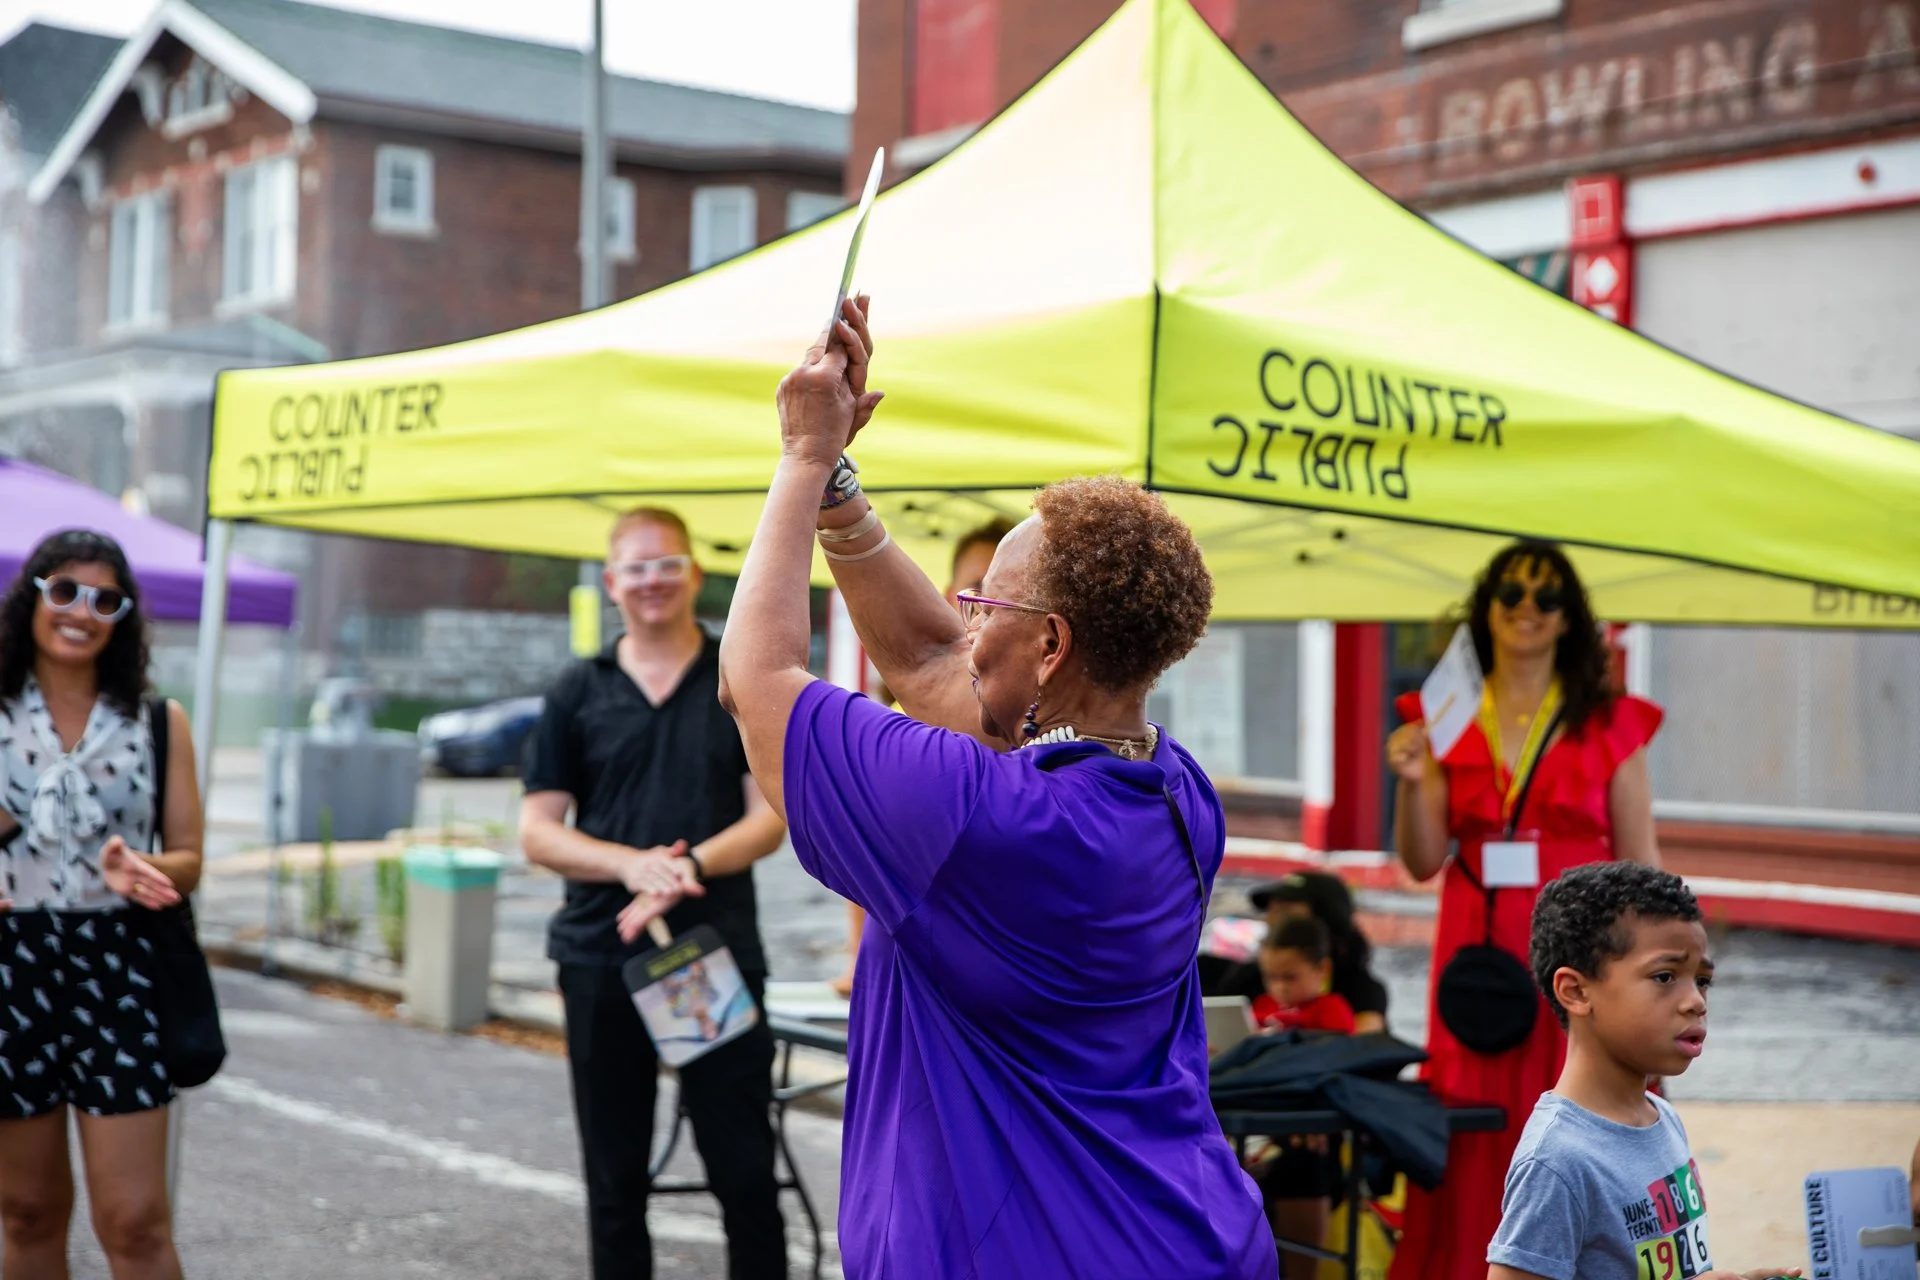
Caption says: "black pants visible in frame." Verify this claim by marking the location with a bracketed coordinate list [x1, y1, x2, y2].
[558, 962, 786, 1280]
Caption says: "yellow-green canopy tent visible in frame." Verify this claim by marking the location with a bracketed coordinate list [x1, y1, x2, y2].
[206, 0, 1920, 628]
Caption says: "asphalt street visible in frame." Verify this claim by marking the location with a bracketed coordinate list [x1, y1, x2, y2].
[57, 968, 847, 1280]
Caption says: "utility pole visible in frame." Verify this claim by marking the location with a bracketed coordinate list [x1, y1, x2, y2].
[576, 0, 610, 620]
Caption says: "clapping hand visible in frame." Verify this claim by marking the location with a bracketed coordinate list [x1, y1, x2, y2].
[100, 835, 182, 909]
[615, 844, 705, 945]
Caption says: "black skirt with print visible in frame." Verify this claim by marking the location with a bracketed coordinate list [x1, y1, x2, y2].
[0, 909, 174, 1118]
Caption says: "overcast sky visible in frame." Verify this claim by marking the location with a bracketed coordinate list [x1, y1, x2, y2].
[0, 0, 858, 111]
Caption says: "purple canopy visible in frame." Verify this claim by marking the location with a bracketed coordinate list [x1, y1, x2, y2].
[0, 457, 297, 628]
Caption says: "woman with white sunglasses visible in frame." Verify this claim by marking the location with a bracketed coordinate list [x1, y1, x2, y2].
[0, 528, 201, 1279]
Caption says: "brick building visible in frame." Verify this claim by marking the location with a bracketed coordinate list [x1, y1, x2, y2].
[852, 0, 1920, 898]
[0, 0, 845, 722]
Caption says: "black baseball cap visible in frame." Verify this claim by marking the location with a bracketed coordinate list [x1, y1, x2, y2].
[1246, 871, 1356, 932]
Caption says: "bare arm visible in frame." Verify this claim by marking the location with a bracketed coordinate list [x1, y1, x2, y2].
[518, 791, 686, 894]
[815, 495, 986, 738]
[716, 453, 832, 823]
[1489, 1267, 1550, 1280]
[1607, 747, 1661, 867]
[153, 699, 204, 894]
[1387, 721, 1451, 882]
[679, 778, 785, 881]
[717, 301, 881, 820]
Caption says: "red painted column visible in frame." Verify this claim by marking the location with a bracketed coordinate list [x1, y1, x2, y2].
[1327, 622, 1385, 851]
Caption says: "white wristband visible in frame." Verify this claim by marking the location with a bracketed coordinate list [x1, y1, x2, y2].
[817, 507, 882, 544]
[822, 529, 893, 563]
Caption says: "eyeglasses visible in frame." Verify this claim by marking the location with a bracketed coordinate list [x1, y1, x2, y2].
[611, 555, 693, 583]
[953, 590, 1050, 629]
[1493, 580, 1565, 614]
[35, 576, 132, 623]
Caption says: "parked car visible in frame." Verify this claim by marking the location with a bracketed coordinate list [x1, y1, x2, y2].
[418, 696, 544, 777]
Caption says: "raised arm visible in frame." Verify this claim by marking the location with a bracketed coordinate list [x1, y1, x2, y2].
[815, 492, 986, 738]
[718, 301, 881, 818]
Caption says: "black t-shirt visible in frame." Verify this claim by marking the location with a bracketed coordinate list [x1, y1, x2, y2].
[522, 633, 766, 974]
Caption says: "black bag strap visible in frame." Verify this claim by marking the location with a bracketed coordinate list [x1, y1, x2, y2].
[1453, 705, 1564, 945]
[147, 696, 169, 855]
[1160, 785, 1204, 906]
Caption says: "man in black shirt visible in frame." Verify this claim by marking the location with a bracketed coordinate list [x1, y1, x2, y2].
[521, 507, 789, 1280]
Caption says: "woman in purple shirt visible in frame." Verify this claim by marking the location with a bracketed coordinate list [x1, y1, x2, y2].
[715, 300, 1273, 1279]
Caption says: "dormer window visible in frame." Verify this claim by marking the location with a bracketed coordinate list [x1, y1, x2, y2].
[162, 57, 235, 138]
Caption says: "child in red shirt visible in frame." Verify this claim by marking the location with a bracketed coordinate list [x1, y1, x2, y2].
[1253, 916, 1357, 1035]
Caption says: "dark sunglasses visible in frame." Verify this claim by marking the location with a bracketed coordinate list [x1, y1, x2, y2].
[35, 575, 132, 623]
[1493, 580, 1565, 614]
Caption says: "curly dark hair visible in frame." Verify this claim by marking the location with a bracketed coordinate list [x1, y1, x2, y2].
[1464, 540, 1614, 733]
[1030, 476, 1212, 695]
[1255, 871, 1376, 984]
[1531, 862, 1702, 1028]
[0, 530, 152, 718]
[1264, 915, 1333, 967]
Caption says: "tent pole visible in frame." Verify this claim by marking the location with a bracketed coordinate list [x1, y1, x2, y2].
[262, 621, 299, 977]
[1297, 620, 1335, 852]
[190, 518, 233, 801]
[170, 516, 233, 1210]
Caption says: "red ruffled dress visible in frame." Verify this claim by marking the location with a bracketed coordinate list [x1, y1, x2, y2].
[1386, 690, 1662, 1280]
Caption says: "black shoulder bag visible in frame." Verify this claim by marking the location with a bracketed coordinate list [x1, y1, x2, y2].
[1433, 707, 1563, 1057]
[141, 697, 228, 1089]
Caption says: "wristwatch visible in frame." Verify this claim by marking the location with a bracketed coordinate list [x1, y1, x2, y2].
[820, 453, 862, 509]
[681, 849, 707, 884]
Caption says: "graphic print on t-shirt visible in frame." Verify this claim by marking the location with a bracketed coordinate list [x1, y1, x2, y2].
[1622, 1158, 1713, 1279]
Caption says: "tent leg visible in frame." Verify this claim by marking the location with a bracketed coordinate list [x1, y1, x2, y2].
[170, 518, 233, 1214]
[1297, 620, 1335, 852]
[262, 621, 299, 978]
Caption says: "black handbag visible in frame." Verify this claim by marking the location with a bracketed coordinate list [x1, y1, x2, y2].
[140, 697, 228, 1089]
[1434, 707, 1563, 1057]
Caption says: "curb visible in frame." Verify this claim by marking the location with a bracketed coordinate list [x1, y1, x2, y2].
[1219, 844, 1920, 948]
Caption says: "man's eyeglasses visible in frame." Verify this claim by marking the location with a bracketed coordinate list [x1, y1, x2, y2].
[35, 576, 132, 623]
[1493, 580, 1565, 614]
[953, 590, 1050, 629]
[611, 555, 693, 583]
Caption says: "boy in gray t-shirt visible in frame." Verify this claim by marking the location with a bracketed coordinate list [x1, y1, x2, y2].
[1487, 863, 1801, 1280]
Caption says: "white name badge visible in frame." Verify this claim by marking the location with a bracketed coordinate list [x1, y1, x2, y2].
[1482, 841, 1541, 889]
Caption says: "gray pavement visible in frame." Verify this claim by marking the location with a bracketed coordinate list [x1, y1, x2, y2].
[63, 968, 845, 1279]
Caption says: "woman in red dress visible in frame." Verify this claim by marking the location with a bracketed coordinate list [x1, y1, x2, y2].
[1384, 541, 1662, 1280]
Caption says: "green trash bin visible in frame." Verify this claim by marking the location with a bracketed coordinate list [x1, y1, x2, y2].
[402, 846, 507, 1032]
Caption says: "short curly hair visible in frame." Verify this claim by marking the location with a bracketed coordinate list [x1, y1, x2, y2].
[1029, 476, 1212, 695]
[1531, 862, 1702, 1028]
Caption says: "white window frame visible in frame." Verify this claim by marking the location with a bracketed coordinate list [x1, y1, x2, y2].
[690, 185, 757, 271]
[221, 155, 297, 311]
[1402, 0, 1563, 52]
[785, 189, 845, 232]
[373, 144, 435, 235]
[0, 228, 21, 366]
[606, 175, 636, 262]
[106, 189, 171, 332]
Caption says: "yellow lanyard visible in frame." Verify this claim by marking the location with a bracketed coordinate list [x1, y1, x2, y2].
[1479, 677, 1563, 823]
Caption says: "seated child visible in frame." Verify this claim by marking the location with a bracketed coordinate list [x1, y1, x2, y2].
[1487, 861, 1802, 1280]
[1254, 916, 1357, 1035]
